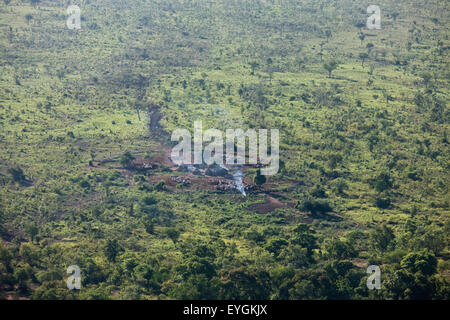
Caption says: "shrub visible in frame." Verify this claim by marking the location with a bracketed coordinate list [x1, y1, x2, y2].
[265, 238, 288, 256]
[165, 228, 180, 243]
[374, 172, 393, 192]
[8, 167, 26, 183]
[299, 199, 333, 215]
[375, 196, 391, 209]
[119, 151, 135, 167]
[254, 169, 266, 185]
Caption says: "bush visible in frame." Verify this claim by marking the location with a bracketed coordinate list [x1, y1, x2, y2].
[374, 172, 393, 192]
[299, 199, 333, 215]
[142, 217, 154, 234]
[265, 238, 288, 256]
[141, 195, 157, 206]
[119, 151, 135, 167]
[104, 239, 119, 262]
[324, 238, 357, 260]
[79, 179, 91, 189]
[400, 251, 437, 276]
[370, 224, 395, 252]
[155, 180, 165, 191]
[165, 228, 180, 243]
[8, 167, 26, 183]
[375, 196, 391, 209]
[310, 185, 327, 198]
[254, 169, 266, 185]
[245, 228, 264, 243]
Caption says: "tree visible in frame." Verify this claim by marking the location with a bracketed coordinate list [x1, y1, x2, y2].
[359, 53, 369, 67]
[298, 199, 333, 215]
[8, 167, 26, 184]
[245, 227, 264, 243]
[392, 12, 399, 22]
[324, 238, 357, 260]
[25, 14, 33, 24]
[325, 29, 332, 42]
[141, 195, 157, 206]
[370, 224, 395, 252]
[155, 180, 166, 191]
[265, 238, 288, 257]
[359, 32, 366, 45]
[25, 224, 39, 243]
[249, 61, 259, 75]
[311, 185, 327, 198]
[374, 172, 393, 192]
[0, 245, 13, 272]
[165, 228, 180, 243]
[416, 227, 445, 255]
[327, 153, 343, 169]
[169, 274, 219, 299]
[253, 169, 266, 185]
[279, 245, 310, 268]
[119, 151, 135, 168]
[142, 217, 154, 234]
[382, 90, 393, 104]
[421, 73, 432, 88]
[400, 251, 437, 276]
[290, 224, 318, 261]
[19, 243, 40, 266]
[14, 266, 30, 293]
[323, 60, 338, 78]
[287, 269, 337, 299]
[104, 239, 119, 262]
[219, 267, 271, 300]
[332, 179, 348, 195]
[375, 196, 391, 209]
[134, 101, 145, 121]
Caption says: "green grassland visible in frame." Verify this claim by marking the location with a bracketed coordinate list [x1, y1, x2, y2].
[0, 0, 449, 299]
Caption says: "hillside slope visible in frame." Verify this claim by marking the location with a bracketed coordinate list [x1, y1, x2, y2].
[0, 0, 449, 300]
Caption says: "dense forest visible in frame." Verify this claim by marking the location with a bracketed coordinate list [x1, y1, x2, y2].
[0, 0, 449, 300]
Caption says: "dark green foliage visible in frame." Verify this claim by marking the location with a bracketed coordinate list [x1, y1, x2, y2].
[218, 267, 271, 300]
[155, 180, 166, 191]
[290, 224, 318, 261]
[265, 238, 289, 257]
[0, 0, 448, 301]
[25, 224, 38, 242]
[298, 199, 333, 215]
[168, 274, 219, 299]
[141, 195, 157, 206]
[119, 151, 135, 167]
[142, 217, 154, 234]
[374, 172, 393, 192]
[253, 169, 266, 185]
[79, 179, 91, 189]
[104, 239, 119, 263]
[8, 167, 26, 183]
[400, 251, 437, 276]
[375, 196, 391, 209]
[324, 238, 357, 260]
[0, 245, 13, 272]
[244, 228, 265, 243]
[165, 228, 180, 244]
[323, 60, 339, 78]
[381, 251, 447, 300]
[370, 225, 395, 252]
[310, 185, 327, 198]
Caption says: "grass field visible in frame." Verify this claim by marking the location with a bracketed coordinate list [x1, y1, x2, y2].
[0, 0, 449, 300]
